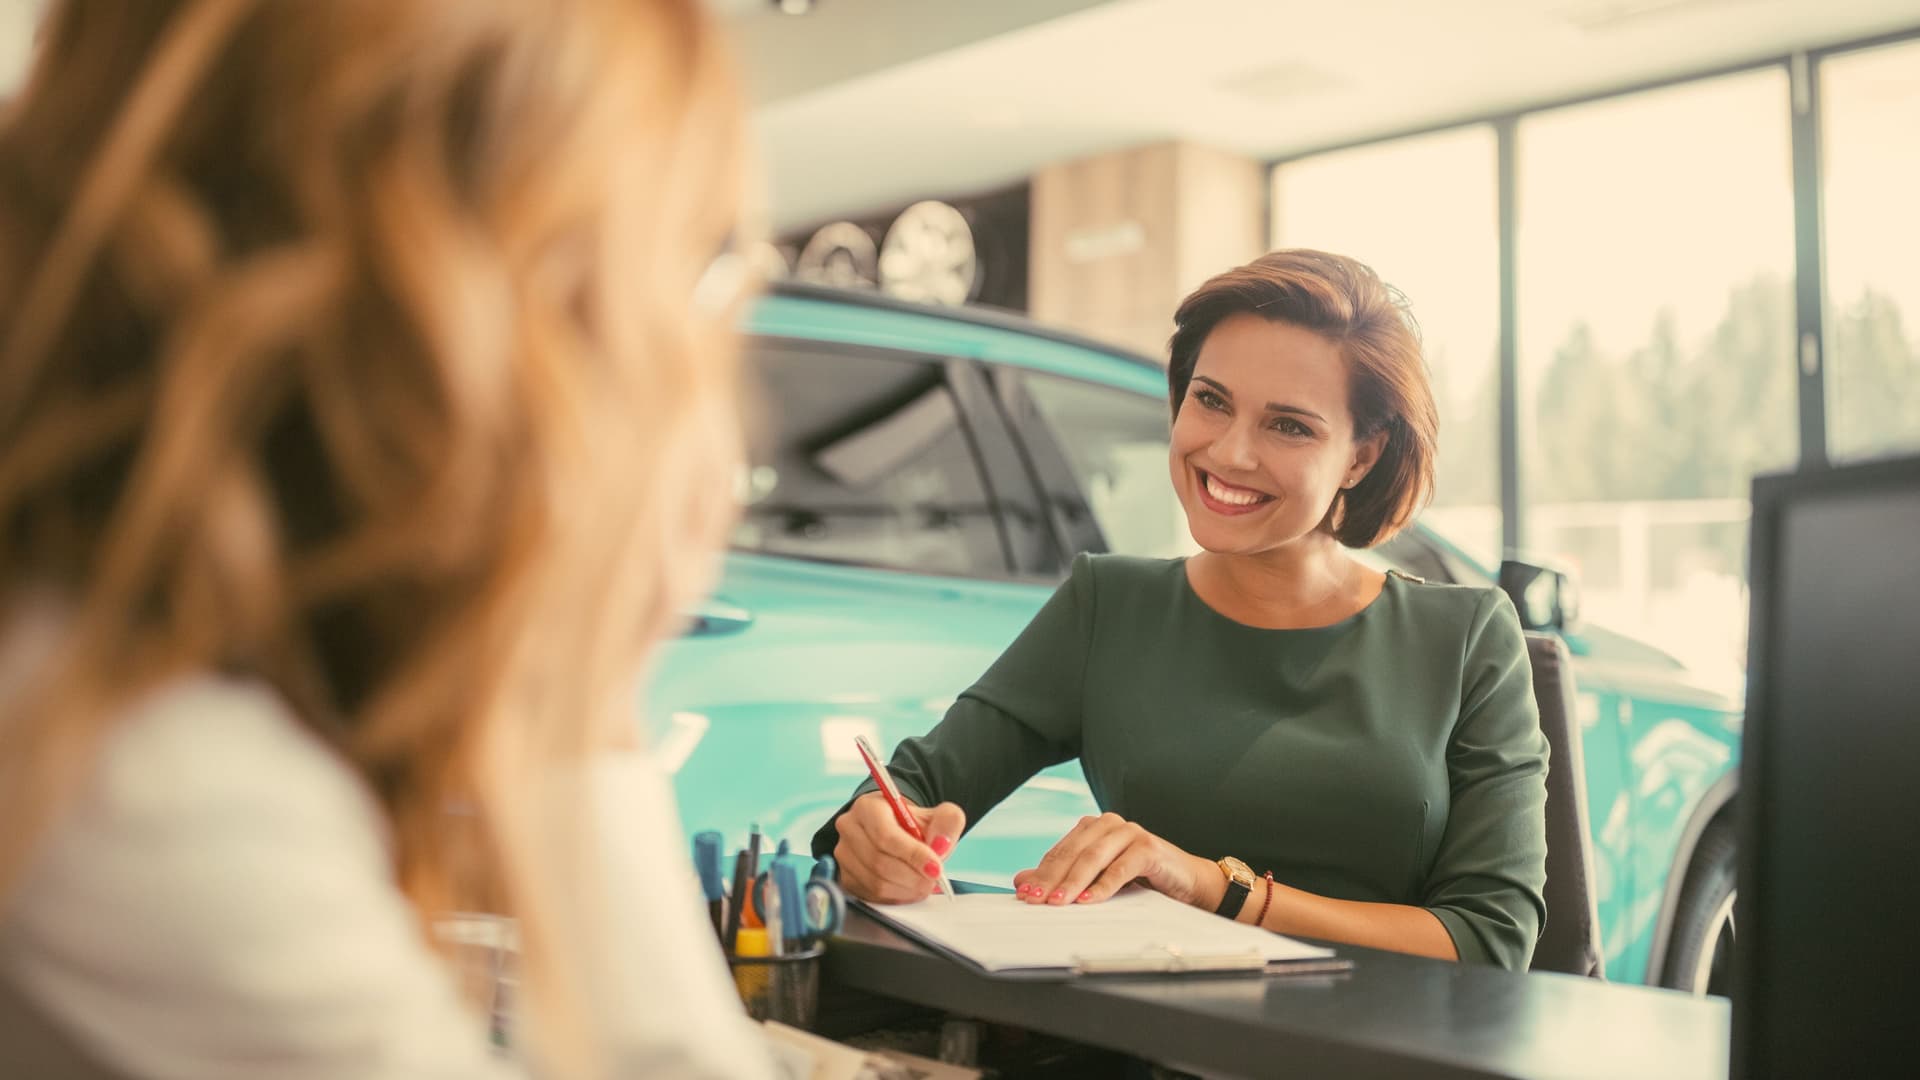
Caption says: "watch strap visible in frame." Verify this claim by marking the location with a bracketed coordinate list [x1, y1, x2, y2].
[1213, 857, 1253, 919]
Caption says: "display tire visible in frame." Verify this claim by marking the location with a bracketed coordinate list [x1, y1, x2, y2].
[1658, 815, 1738, 996]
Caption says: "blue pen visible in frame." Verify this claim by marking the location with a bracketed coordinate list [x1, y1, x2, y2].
[773, 861, 806, 954]
[692, 830, 725, 940]
[763, 870, 785, 958]
[751, 852, 801, 921]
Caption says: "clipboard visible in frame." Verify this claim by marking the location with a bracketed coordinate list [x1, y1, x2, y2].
[850, 890, 1351, 981]
[1070, 942, 1353, 978]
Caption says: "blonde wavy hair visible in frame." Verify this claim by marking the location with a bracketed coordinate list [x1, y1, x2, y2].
[0, 0, 751, 1063]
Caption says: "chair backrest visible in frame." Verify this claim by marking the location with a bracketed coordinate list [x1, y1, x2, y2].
[1525, 632, 1605, 977]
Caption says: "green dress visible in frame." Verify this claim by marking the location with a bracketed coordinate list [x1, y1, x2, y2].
[812, 553, 1550, 971]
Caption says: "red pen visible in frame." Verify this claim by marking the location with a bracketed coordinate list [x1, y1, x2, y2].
[854, 735, 956, 902]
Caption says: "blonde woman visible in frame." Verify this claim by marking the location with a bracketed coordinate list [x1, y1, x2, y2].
[0, 1, 768, 1077]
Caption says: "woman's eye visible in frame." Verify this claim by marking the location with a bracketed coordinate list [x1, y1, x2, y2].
[1271, 419, 1311, 437]
[1196, 389, 1226, 410]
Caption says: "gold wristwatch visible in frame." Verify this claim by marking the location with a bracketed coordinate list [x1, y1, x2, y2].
[1213, 856, 1254, 919]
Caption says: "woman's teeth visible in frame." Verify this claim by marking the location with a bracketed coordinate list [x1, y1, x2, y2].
[1204, 473, 1272, 507]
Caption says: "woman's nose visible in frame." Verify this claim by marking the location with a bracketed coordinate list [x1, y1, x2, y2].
[1210, 420, 1259, 471]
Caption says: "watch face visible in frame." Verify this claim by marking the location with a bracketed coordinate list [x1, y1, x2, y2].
[1213, 857, 1254, 917]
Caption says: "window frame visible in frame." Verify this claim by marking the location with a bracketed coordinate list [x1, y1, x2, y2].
[1263, 20, 1920, 554]
[983, 362, 1208, 569]
[1811, 35, 1920, 465]
[982, 363, 1117, 564]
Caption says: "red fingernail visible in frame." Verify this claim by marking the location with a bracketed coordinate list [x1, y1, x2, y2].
[1050, 889, 1065, 902]
[923, 861, 940, 878]
[1017, 884, 1031, 896]
[931, 836, 953, 856]
[1078, 891, 1091, 903]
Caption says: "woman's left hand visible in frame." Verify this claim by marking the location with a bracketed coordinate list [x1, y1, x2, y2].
[1012, 813, 1221, 910]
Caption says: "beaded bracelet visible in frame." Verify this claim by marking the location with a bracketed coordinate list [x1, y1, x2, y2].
[1254, 871, 1275, 926]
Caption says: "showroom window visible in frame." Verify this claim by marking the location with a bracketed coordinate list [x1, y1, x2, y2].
[1516, 69, 1796, 679]
[1273, 125, 1503, 568]
[1821, 37, 1920, 463]
[1016, 370, 1192, 560]
[733, 341, 1008, 578]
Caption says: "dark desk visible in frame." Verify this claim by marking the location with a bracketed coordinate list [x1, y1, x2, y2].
[824, 908, 1729, 1079]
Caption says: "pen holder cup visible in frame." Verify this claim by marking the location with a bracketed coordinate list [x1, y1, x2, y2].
[728, 945, 824, 1029]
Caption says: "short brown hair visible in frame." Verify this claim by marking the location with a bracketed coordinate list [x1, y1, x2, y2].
[1167, 249, 1438, 548]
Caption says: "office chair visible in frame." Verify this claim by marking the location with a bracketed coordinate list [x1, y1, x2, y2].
[1525, 632, 1606, 977]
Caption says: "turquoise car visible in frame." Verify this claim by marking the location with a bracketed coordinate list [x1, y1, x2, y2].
[646, 283, 1742, 991]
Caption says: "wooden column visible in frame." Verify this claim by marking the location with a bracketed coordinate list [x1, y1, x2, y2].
[1030, 141, 1265, 360]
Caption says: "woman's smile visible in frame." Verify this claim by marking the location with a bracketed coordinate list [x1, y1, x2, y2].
[1195, 467, 1277, 516]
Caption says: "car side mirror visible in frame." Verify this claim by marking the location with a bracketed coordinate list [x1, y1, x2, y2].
[1498, 558, 1581, 633]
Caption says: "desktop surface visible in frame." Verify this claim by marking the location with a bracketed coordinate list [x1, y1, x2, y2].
[825, 904, 1730, 1080]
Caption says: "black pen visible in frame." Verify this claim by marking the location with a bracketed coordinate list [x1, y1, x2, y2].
[722, 846, 750, 955]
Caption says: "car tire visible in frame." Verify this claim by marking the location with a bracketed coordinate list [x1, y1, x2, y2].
[1659, 816, 1738, 996]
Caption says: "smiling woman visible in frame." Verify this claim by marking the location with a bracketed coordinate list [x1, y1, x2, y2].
[815, 249, 1550, 973]
[1167, 250, 1438, 552]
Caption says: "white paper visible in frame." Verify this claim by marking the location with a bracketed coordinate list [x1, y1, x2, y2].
[862, 887, 1334, 975]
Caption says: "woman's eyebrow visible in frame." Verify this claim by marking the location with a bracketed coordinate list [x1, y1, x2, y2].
[1266, 403, 1327, 423]
[1193, 376, 1326, 423]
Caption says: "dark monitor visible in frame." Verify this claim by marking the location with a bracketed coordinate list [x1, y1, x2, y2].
[1735, 454, 1920, 1078]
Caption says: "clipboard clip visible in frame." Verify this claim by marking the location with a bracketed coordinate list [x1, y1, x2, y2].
[1070, 943, 1269, 976]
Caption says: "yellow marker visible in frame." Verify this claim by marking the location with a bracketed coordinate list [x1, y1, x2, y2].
[731, 928, 773, 1017]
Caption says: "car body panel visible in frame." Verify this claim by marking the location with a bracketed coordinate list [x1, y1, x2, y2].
[647, 553, 1084, 883]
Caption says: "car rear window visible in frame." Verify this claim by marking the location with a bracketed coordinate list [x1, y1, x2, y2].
[733, 339, 1008, 578]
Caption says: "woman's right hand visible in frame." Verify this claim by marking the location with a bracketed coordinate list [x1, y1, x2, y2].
[832, 791, 966, 904]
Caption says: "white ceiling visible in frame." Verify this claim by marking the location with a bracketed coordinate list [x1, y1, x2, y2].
[739, 0, 1920, 230]
[7, 1, 1915, 234]
[721, 0, 1117, 105]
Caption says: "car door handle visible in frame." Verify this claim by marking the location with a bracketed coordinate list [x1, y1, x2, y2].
[683, 599, 753, 637]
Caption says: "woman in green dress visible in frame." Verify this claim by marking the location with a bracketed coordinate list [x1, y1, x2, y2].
[812, 250, 1548, 971]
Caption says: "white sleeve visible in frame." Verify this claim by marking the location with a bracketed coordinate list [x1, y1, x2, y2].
[1, 677, 773, 1080]
[0, 677, 522, 1080]
[552, 753, 774, 1080]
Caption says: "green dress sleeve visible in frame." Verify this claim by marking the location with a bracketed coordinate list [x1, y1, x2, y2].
[1422, 591, 1552, 970]
[809, 553, 1096, 858]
